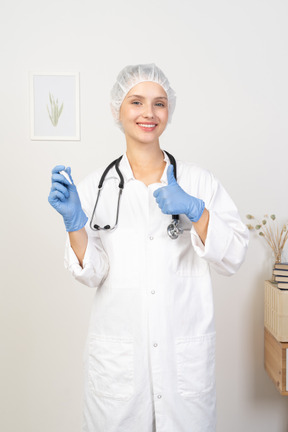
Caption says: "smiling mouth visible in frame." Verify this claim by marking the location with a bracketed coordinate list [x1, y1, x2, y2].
[137, 123, 157, 130]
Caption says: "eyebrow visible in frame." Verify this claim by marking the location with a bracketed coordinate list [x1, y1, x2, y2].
[127, 94, 168, 100]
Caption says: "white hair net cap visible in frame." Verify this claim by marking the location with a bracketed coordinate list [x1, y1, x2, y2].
[110, 63, 176, 130]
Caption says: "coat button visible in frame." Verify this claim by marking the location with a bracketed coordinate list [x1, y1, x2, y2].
[153, 343, 158, 347]
[157, 394, 162, 399]
[149, 236, 154, 240]
[151, 290, 155, 294]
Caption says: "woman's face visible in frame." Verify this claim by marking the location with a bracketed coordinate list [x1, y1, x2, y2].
[119, 81, 169, 145]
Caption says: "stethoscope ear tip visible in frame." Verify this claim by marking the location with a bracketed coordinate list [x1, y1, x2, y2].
[92, 224, 111, 231]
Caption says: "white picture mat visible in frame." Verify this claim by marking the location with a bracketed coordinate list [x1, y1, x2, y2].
[30, 73, 80, 140]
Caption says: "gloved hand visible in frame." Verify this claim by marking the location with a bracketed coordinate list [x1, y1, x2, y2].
[48, 165, 88, 232]
[153, 164, 205, 222]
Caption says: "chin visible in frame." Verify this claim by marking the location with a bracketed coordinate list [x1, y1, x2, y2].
[138, 134, 161, 144]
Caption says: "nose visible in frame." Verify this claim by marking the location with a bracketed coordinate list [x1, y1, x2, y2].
[143, 103, 155, 119]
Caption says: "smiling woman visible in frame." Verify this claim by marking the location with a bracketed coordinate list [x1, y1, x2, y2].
[48, 63, 249, 432]
[119, 82, 169, 157]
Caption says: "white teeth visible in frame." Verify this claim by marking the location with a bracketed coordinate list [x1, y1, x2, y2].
[138, 124, 156, 128]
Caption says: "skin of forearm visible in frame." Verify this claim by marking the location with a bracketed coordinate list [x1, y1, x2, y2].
[68, 227, 88, 268]
[193, 208, 209, 245]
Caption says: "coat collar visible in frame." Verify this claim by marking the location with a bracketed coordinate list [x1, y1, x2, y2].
[119, 150, 171, 185]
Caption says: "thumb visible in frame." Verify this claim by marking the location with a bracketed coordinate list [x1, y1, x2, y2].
[167, 164, 176, 185]
[65, 167, 74, 185]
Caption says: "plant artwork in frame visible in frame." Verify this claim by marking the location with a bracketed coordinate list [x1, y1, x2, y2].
[30, 73, 80, 140]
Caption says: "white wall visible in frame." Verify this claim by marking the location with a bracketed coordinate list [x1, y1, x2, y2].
[1, 0, 288, 431]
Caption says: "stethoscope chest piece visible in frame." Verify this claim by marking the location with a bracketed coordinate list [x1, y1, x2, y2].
[167, 218, 183, 240]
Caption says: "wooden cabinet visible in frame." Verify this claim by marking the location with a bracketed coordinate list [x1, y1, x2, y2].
[264, 280, 288, 341]
[264, 281, 288, 396]
[264, 326, 288, 395]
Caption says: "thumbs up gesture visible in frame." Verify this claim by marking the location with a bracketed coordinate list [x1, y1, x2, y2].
[153, 165, 205, 222]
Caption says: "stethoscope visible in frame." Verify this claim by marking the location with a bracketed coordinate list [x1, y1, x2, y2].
[90, 151, 187, 239]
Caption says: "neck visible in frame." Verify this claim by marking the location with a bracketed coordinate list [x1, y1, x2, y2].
[126, 139, 164, 170]
[125, 139, 166, 185]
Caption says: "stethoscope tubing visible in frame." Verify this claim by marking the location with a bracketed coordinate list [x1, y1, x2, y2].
[90, 151, 184, 238]
[90, 156, 123, 231]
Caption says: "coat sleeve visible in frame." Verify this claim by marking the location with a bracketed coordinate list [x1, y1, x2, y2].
[190, 171, 249, 276]
[64, 171, 110, 288]
[64, 231, 109, 288]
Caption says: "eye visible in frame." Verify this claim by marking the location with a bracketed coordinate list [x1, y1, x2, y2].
[155, 102, 166, 107]
[131, 101, 141, 105]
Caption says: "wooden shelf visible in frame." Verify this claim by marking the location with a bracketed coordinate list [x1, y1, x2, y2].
[264, 328, 288, 396]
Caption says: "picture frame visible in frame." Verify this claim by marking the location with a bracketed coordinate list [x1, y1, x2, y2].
[30, 72, 80, 141]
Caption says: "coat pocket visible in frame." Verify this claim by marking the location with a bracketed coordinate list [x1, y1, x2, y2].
[88, 334, 134, 400]
[168, 230, 209, 278]
[175, 333, 216, 398]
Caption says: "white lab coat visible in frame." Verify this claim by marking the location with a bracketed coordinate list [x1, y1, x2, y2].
[64, 152, 249, 432]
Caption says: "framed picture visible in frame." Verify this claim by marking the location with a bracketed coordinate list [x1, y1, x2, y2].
[30, 72, 80, 140]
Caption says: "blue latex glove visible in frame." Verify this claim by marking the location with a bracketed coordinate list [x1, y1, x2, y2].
[48, 165, 88, 232]
[153, 165, 205, 222]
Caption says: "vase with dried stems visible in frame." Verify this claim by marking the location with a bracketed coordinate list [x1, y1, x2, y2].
[246, 214, 288, 280]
